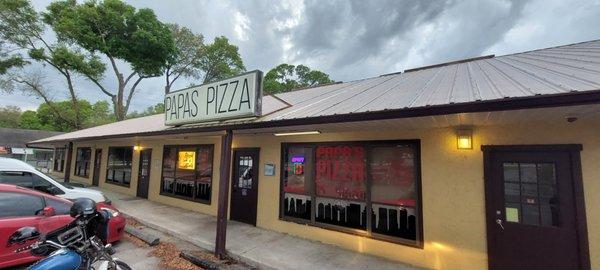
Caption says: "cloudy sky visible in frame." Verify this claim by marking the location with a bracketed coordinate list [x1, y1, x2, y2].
[3, 0, 600, 112]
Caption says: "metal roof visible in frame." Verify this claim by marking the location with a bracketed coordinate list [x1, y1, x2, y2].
[31, 39, 600, 144]
[0, 128, 63, 148]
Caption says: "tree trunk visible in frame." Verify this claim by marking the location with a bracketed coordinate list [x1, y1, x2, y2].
[65, 73, 81, 129]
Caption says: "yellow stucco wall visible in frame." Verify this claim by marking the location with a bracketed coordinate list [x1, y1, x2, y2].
[65, 117, 600, 270]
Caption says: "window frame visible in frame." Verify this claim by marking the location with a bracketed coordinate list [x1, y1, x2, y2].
[54, 148, 66, 172]
[279, 140, 424, 248]
[159, 144, 215, 204]
[74, 147, 91, 178]
[105, 146, 134, 187]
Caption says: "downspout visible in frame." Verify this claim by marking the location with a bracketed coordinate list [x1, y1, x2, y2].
[215, 130, 233, 258]
[64, 142, 73, 182]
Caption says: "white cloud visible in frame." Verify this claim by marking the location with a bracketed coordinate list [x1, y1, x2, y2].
[3, 0, 600, 113]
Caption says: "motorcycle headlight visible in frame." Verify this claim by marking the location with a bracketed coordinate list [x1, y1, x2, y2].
[100, 207, 120, 218]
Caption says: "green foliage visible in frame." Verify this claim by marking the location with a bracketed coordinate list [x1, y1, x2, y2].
[126, 102, 165, 119]
[44, 0, 175, 77]
[264, 64, 333, 94]
[86, 100, 114, 126]
[200, 36, 245, 83]
[37, 100, 93, 131]
[18, 110, 42, 129]
[0, 105, 21, 128]
[0, 41, 25, 74]
[164, 23, 204, 93]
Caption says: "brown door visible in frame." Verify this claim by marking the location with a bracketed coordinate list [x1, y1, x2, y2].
[230, 148, 260, 226]
[92, 149, 102, 186]
[137, 149, 152, 199]
[483, 145, 589, 270]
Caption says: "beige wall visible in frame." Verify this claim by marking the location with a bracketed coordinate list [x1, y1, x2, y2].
[66, 117, 600, 270]
[69, 136, 222, 215]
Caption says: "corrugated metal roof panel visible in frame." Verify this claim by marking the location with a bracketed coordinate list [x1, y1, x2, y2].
[31, 39, 600, 143]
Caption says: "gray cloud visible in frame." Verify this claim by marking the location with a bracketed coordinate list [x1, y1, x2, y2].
[2, 0, 600, 113]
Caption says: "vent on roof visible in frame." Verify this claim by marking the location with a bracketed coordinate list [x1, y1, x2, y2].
[404, 54, 495, 73]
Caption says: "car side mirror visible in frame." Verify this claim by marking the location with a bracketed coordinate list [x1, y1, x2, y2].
[7, 226, 40, 247]
[42, 206, 55, 217]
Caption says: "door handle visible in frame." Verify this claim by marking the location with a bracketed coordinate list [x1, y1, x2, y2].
[496, 219, 504, 230]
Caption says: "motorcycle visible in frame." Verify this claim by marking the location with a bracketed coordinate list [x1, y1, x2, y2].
[13, 198, 132, 270]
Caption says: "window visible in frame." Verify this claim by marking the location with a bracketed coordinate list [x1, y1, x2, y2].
[0, 192, 44, 218]
[503, 162, 559, 227]
[106, 147, 133, 186]
[54, 148, 66, 172]
[0, 171, 34, 188]
[0, 171, 64, 195]
[281, 141, 422, 246]
[32, 174, 64, 195]
[75, 147, 91, 177]
[161, 145, 213, 203]
[45, 198, 71, 215]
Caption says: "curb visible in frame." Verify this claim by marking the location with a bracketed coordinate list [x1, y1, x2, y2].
[121, 213, 270, 270]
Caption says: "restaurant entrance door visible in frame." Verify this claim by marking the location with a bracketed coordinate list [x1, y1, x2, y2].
[483, 145, 589, 270]
[230, 148, 260, 226]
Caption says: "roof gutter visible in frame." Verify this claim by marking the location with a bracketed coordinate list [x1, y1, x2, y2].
[28, 89, 600, 145]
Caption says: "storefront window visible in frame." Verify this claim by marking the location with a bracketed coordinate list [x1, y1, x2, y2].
[74, 147, 91, 177]
[369, 145, 417, 239]
[161, 145, 213, 203]
[106, 147, 133, 186]
[281, 141, 421, 246]
[282, 147, 313, 220]
[54, 148, 65, 172]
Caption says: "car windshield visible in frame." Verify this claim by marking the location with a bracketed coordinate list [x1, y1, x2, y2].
[42, 173, 74, 189]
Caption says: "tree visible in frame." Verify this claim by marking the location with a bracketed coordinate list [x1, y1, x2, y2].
[0, 40, 25, 74]
[18, 110, 42, 129]
[263, 64, 333, 94]
[37, 100, 93, 131]
[126, 102, 165, 119]
[86, 100, 114, 127]
[164, 23, 204, 94]
[43, 0, 176, 121]
[0, 0, 93, 129]
[0, 105, 21, 128]
[200, 36, 245, 84]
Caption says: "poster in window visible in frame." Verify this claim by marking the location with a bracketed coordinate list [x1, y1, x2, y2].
[178, 151, 196, 170]
[315, 145, 366, 200]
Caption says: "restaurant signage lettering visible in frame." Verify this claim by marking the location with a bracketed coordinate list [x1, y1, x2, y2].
[164, 70, 263, 125]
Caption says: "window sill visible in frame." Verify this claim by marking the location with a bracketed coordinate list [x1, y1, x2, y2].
[279, 216, 423, 249]
[74, 174, 89, 178]
[105, 181, 130, 188]
[159, 191, 211, 205]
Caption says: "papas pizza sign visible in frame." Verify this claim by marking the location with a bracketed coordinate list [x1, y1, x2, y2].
[164, 70, 263, 126]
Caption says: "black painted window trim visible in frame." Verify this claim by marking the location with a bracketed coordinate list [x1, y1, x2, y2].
[279, 139, 424, 248]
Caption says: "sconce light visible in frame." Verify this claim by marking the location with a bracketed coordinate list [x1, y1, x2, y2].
[133, 144, 141, 151]
[456, 129, 473, 150]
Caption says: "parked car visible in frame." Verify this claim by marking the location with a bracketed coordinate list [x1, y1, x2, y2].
[0, 157, 110, 203]
[0, 184, 126, 269]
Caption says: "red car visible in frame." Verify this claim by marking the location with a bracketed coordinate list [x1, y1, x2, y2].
[0, 184, 126, 268]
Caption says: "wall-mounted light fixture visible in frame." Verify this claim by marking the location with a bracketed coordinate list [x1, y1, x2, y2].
[274, 130, 321, 137]
[456, 129, 473, 150]
[133, 144, 141, 151]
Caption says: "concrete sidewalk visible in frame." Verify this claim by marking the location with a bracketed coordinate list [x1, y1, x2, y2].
[99, 188, 422, 270]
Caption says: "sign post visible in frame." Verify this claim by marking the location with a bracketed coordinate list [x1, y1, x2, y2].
[164, 70, 263, 126]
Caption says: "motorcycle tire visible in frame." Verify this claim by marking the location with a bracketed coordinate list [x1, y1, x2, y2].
[109, 260, 132, 270]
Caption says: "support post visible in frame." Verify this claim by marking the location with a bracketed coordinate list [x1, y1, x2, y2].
[215, 130, 233, 258]
[64, 142, 73, 182]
